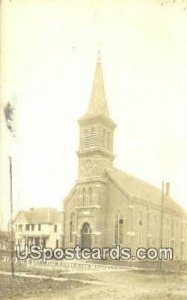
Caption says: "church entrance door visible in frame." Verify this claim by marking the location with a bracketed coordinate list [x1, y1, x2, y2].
[81, 222, 92, 248]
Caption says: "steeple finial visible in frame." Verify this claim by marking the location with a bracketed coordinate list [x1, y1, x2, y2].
[87, 52, 109, 117]
[97, 49, 101, 63]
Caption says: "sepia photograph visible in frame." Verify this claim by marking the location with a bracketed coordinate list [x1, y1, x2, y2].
[0, 0, 187, 299]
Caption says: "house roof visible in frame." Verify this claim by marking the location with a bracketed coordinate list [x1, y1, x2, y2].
[0, 230, 11, 240]
[106, 168, 184, 213]
[14, 208, 63, 224]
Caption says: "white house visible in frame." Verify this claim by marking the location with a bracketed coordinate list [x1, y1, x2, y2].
[13, 208, 64, 248]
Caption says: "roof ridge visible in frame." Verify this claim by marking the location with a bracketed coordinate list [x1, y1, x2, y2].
[106, 167, 184, 212]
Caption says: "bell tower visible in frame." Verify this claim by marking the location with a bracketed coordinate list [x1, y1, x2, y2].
[77, 53, 116, 182]
[64, 53, 117, 248]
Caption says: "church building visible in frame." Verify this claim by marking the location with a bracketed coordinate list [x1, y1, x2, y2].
[64, 54, 187, 260]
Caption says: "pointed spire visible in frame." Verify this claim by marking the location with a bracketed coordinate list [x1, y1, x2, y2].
[87, 52, 109, 117]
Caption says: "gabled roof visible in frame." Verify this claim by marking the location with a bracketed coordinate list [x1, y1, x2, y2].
[14, 208, 63, 224]
[106, 168, 184, 213]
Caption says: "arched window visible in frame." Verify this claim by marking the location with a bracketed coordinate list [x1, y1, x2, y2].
[88, 187, 93, 206]
[171, 217, 175, 247]
[119, 218, 124, 244]
[152, 215, 157, 245]
[107, 132, 111, 150]
[82, 222, 91, 234]
[102, 129, 106, 148]
[138, 212, 143, 245]
[78, 190, 82, 207]
[70, 214, 73, 243]
[164, 218, 170, 246]
[90, 127, 96, 147]
[84, 129, 90, 148]
[114, 214, 124, 245]
[114, 215, 118, 244]
[82, 188, 86, 207]
[81, 222, 92, 248]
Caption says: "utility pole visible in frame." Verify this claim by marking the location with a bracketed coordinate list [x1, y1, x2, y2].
[3, 100, 16, 278]
[9, 156, 15, 278]
[159, 181, 164, 273]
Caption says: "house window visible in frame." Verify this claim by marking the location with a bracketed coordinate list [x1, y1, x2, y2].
[25, 224, 29, 231]
[38, 224, 41, 231]
[54, 225, 57, 232]
[31, 224, 35, 231]
[35, 237, 40, 246]
[18, 224, 23, 232]
[42, 238, 47, 248]
[18, 238, 22, 245]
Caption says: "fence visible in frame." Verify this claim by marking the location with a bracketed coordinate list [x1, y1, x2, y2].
[9, 257, 127, 273]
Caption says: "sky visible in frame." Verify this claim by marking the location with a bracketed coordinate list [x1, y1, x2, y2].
[0, 0, 187, 228]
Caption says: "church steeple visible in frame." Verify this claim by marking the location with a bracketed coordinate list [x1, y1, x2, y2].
[77, 53, 116, 181]
[87, 52, 109, 117]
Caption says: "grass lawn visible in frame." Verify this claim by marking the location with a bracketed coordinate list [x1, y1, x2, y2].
[1, 261, 187, 300]
[0, 274, 85, 300]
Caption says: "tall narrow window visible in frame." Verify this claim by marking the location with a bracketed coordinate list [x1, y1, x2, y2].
[90, 127, 96, 147]
[102, 129, 106, 148]
[88, 187, 93, 206]
[79, 189, 83, 207]
[119, 218, 124, 244]
[152, 215, 157, 245]
[138, 212, 143, 245]
[107, 132, 111, 150]
[114, 214, 124, 245]
[114, 215, 118, 244]
[69, 220, 73, 243]
[164, 219, 170, 246]
[42, 238, 46, 248]
[18, 225, 23, 232]
[70, 220, 73, 243]
[84, 129, 90, 148]
[82, 188, 86, 207]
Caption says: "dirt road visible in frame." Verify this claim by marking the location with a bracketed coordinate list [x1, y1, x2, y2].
[1, 271, 187, 300]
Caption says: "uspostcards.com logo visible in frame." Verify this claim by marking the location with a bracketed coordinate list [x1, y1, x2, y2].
[15, 245, 173, 262]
